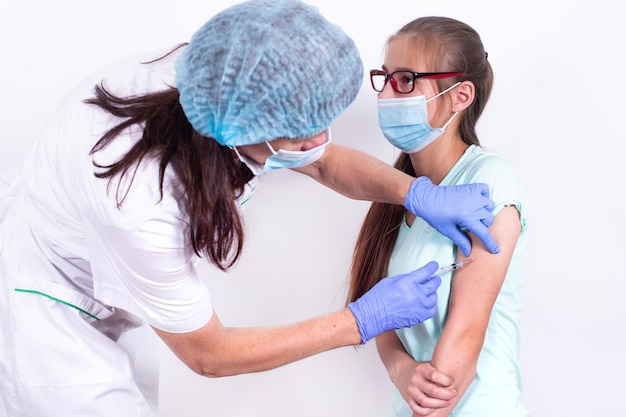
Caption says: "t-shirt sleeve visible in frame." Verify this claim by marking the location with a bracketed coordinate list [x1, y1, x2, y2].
[461, 151, 529, 231]
[83, 162, 213, 333]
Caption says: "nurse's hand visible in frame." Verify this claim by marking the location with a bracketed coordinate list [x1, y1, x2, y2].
[347, 261, 441, 344]
[404, 176, 500, 256]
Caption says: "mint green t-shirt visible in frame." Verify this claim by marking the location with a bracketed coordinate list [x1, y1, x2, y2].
[388, 145, 530, 417]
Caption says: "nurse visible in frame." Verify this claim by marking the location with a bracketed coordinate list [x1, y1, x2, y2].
[0, 1, 496, 415]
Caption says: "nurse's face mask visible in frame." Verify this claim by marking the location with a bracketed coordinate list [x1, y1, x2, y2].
[233, 128, 331, 176]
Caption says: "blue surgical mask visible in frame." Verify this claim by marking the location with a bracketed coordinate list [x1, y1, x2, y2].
[377, 82, 460, 154]
[233, 128, 331, 176]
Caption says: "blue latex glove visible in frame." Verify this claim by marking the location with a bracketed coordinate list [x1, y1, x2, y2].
[347, 261, 441, 345]
[405, 176, 500, 256]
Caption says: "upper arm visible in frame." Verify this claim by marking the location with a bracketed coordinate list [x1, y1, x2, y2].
[432, 205, 522, 370]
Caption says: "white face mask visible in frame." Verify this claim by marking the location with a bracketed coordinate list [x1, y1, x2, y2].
[233, 128, 331, 176]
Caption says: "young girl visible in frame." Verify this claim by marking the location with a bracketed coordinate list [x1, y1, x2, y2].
[347, 16, 530, 416]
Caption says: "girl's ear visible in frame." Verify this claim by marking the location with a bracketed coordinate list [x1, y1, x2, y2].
[451, 81, 475, 112]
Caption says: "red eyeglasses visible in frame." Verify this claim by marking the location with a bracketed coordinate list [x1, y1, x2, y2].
[370, 69, 465, 94]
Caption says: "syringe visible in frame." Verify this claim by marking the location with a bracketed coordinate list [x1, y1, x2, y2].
[434, 258, 476, 276]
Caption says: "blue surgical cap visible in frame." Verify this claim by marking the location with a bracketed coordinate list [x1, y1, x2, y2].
[175, 0, 363, 146]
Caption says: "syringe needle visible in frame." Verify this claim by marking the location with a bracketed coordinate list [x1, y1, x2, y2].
[434, 258, 476, 276]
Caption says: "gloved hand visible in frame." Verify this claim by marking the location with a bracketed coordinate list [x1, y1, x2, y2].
[347, 261, 441, 345]
[405, 176, 500, 256]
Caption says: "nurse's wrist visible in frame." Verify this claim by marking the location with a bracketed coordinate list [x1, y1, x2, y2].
[341, 307, 365, 346]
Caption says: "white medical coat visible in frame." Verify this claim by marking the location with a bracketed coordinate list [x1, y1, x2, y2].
[0, 46, 229, 416]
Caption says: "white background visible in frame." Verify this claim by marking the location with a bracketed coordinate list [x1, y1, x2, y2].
[1, 1, 624, 416]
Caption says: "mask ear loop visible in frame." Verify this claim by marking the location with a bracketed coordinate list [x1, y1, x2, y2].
[265, 141, 278, 155]
[441, 111, 459, 129]
[425, 81, 462, 103]
[230, 146, 249, 162]
[231, 146, 243, 160]
[425, 81, 462, 130]
[232, 142, 277, 160]
[265, 128, 331, 155]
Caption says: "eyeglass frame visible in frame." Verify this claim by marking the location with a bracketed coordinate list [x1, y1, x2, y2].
[369, 69, 466, 94]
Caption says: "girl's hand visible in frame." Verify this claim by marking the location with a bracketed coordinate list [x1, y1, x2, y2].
[395, 360, 457, 416]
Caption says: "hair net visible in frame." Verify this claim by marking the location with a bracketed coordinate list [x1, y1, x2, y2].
[175, 0, 363, 146]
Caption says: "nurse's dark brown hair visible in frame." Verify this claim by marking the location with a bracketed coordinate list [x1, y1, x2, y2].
[85, 44, 253, 272]
[346, 16, 493, 303]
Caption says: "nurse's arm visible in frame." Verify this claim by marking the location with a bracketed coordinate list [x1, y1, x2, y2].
[294, 143, 412, 205]
[424, 206, 522, 416]
[152, 307, 362, 377]
[295, 143, 500, 256]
